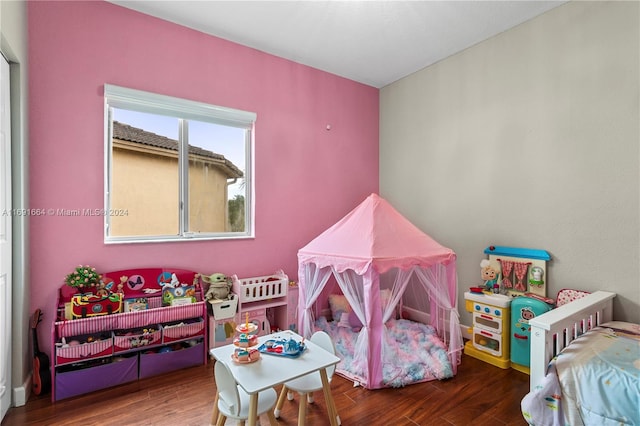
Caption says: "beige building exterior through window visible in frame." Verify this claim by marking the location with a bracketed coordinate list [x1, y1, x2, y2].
[110, 121, 243, 236]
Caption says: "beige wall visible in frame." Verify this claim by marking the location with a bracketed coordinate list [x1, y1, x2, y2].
[188, 158, 230, 233]
[111, 144, 230, 236]
[380, 1, 639, 325]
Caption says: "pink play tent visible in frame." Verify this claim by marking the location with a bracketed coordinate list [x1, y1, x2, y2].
[297, 193, 463, 389]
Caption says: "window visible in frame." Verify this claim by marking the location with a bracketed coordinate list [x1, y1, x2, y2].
[104, 84, 255, 243]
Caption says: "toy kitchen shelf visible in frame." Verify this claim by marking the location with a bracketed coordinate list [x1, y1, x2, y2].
[209, 270, 296, 350]
[51, 268, 207, 402]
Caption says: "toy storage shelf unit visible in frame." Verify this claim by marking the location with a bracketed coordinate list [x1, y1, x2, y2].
[209, 270, 291, 350]
[51, 268, 207, 402]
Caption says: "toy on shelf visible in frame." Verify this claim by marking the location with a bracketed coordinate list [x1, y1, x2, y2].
[62, 266, 127, 319]
[160, 273, 197, 306]
[70, 292, 123, 319]
[480, 260, 499, 292]
[232, 271, 288, 303]
[200, 273, 232, 302]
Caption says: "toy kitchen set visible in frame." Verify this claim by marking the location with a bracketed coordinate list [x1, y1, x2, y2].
[464, 246, 553, 372]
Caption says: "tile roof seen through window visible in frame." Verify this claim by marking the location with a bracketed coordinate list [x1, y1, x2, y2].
[112, 121, 243, 178]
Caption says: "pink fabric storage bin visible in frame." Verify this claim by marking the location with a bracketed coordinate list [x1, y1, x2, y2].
[161, 318, 205, 344]
[55, 335, 113, 365]
[113, 327, 161, 353]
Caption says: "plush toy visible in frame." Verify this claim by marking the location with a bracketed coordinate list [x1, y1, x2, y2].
[201, 273, 232, 302]
[480, 259, 499, 291]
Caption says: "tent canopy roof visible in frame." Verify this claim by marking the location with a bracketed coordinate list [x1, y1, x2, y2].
[298, 193, 455, 274]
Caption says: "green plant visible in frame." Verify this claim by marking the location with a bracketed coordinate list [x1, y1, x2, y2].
[65, 265, 101, 289]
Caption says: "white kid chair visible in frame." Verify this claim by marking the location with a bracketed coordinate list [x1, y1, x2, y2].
[273, 331, 341, 425]
[212, 360, 278, 426]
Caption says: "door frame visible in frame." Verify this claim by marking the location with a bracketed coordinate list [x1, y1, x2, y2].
[0, 52, 13, 421]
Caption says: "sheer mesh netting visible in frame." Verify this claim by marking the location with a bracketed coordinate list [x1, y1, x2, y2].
[298, 262, 462, 388]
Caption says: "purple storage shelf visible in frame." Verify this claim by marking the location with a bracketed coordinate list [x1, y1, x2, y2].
[55, 355, 138, 401]
[139, 342, 204, 379]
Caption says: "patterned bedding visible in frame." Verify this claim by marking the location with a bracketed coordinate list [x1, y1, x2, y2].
[315, 316, 454, 388]
[521, 321, 640, 426]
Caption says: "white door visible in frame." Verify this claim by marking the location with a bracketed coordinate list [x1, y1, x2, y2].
[0, 54, 12, 421]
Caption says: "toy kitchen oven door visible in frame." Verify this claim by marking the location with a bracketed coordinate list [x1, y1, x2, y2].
[464, 291, 512, 369]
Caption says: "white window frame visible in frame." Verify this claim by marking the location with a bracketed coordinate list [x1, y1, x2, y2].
[104, 84, 255, 243]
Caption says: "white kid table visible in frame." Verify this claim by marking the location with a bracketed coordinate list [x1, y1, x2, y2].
[209, 330, 341, 426]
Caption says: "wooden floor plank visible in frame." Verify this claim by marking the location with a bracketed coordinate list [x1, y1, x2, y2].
[1, 354, 530, 425]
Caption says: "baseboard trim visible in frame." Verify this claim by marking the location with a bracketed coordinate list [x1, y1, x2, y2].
[12, 374, 29, 407]
[401, 307, 472, 341]
[461, 323, 471, 340]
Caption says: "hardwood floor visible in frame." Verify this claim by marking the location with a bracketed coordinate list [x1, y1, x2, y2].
[2, 354, 530, 426]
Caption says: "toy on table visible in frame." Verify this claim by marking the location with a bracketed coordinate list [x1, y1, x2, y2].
[234, 332, 258, 348]
[231, 312, 261, 363]
[258, 336, 306, 357]
[237, 312, 258, 334]
[232, 347, 260, 363]
[284, 339, 300, 354]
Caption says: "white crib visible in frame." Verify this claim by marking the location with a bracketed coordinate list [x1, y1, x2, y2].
[528, 290, 616, 392]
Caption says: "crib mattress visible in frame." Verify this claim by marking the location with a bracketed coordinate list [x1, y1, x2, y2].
[522, 321, 640, 425]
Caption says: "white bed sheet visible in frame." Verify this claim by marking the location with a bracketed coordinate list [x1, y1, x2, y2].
[522, 321, 640, 426]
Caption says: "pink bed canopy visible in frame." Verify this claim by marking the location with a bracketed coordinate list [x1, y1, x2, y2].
[297, 193, 463, 389]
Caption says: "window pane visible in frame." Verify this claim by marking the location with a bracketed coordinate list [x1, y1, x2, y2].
[105, 84, 254, 242]
[187, 120, 247, 233]
[110, 109, 180, 237]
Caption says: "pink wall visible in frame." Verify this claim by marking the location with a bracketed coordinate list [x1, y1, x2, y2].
[28, 1, 378, 352]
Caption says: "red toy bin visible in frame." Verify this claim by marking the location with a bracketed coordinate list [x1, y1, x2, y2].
[55, 333, 113, 366]
[161, 318, 205, 344]
[113, 326, 161, 353]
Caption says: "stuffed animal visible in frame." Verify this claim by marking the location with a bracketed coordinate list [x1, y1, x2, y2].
[201, 273, 232, 302]
[480, 259, 499, 291]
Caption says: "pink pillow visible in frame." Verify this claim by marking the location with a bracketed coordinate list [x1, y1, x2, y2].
[328, 294, 350, 321]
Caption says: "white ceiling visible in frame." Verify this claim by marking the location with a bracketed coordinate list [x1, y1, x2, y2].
[108, 1, 567, 88]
